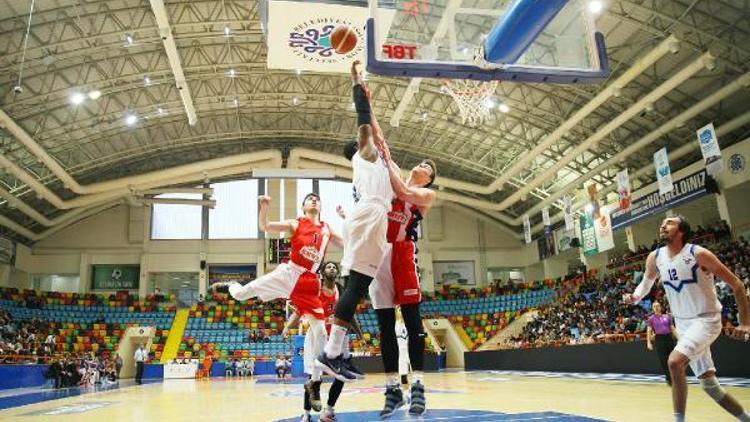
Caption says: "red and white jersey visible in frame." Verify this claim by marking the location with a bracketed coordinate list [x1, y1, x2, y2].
[320, 284, 339, 334]
[386, 198, 422, 243]
[290, 217, 331, 272]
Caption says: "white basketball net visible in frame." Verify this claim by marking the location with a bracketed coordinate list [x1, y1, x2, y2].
[442, 80, 499, 126]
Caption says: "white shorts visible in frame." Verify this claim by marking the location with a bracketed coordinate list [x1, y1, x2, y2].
[674, 313, 722, 377]
[229, 262, 304, 302]
[341, 200, 389, 278]
[370, 243, 394, 309]
[303, 317, 327, 375]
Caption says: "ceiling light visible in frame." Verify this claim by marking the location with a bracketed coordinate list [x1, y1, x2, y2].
[144, 76, 152, 86]
[228, 68, 236, 77]
[498, 103, 510, 113]
[224, 25, 231, 37]
[296, 69, 302, 75]
[125, 114, 138, 125]
[157, 107, 165, 115]
[588, 0, 603, 14]
[292, 97, 299, 105]
[483, 98, 495, 109]
[233, 98, 239, 107]
[70, 92, 85, 105]
[421, 112, 428, 120]
[88, 90, 101, 100]
[350, 101, 356, 110]
[125, 34, 134, 45]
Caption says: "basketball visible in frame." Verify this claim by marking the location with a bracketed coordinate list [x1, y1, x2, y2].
[331, 25, 357, 54]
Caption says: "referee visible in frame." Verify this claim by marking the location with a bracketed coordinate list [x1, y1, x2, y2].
[134, 343, 146, 385]
[646, 301, 677, 386]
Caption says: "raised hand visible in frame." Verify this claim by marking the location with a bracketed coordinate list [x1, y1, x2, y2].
[259, 195, 271, 207]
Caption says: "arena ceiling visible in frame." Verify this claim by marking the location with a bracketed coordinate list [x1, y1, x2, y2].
[1, 0, 750, 244]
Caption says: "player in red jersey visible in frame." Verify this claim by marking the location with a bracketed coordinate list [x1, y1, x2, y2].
[213, 193, 341, 413]
[283, 261, 363, 422]
[372, 144, 437, 417]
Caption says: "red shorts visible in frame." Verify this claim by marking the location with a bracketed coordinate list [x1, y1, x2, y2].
[369, 241, 421, 309]
[289, 271, 325, 320]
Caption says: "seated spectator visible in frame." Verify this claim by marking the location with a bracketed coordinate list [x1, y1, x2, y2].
[225, 358, 238, 377]
[275, 355, 288, 379]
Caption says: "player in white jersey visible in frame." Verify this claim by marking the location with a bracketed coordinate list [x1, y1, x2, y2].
[623, 215, 750, 422]
[316, 60, 395, 382]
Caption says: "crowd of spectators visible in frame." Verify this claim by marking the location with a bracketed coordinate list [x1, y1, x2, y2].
[44, 353, 122, 388]
[0, 310, 49, 362]
[510, 234, 750, 349]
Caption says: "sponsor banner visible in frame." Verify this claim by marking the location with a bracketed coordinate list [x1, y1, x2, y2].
[523, 214, 531, 244]
[554, 226, 577, 252]
[610, 169, 712, 230]
[433, 261, 475, 286]
[616, 169, 631, 211]
[91, 265, 139, 290]
[594, 206, 615, 252]
[696, 122, 724, 175]
[563, 195, 574, 231]
[654, 147, 673, 195]
[266, 1, 395, 73]
[208, 265, 257, 286]
[580, 213, 598, 257]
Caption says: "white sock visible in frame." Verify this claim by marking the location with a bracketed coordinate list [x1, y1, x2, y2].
[325, 325, 347, 358]
[311, 367, 322, 382]
[413, 371, 424, 384]
[737, 411, 750, 422]
[386, 373, 399, 387]
[674, 413, 685, 422]
[341, 335, 351, 359]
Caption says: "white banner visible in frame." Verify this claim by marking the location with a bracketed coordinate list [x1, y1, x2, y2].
[625, 226, 636, 252]
[266, 1, 395, 73]
[563, 195, 574, 231]
[523, 214, 531, 244]
[594, 206, 615, 252]
[654, 147, 673, 195]
[696, 122, 724, 175]
[616, 169, 631, 211]
[542, 207, 550, 226]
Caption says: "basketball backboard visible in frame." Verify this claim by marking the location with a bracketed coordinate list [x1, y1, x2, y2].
[366, 0, 610, 83]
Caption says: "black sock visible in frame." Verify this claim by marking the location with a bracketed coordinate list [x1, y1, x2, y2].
[328, 379, 345, 407]
[401, 304, 425, 371]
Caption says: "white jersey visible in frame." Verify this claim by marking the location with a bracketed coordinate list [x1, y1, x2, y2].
[351, 151, 393, 208]
[655, 243, 722, 319]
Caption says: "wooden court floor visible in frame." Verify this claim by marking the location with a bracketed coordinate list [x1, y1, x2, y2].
[1, 371, 749, 421]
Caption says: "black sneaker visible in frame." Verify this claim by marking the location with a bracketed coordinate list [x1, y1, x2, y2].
[342, 356, 365, 380]
[212, 282, 234, 295]
[314, 353, 356, 383]
[304, 380, 322, 412]
[408, 381, 426, 415]
[379, 386, 405, 419]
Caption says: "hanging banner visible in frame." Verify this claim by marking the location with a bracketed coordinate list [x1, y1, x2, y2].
[594, 206, 615, 252]
[696, 122, 724, 175]
[91, 265, 140, 290]
[625, 226, 636, 252]
[586, 184, 601, 218]
[563, 195, 574, 231]
[579, 213, 598, 257]
[554, 226, 577, 252]
[610, 169, 713, 230]
[616, 169, 632, 211]
[542, 207, 551, 226]
[523, 214, 531, 244]
[654, 147, 673, 195]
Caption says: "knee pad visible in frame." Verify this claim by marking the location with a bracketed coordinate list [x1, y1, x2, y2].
[700, 377, 727, 402]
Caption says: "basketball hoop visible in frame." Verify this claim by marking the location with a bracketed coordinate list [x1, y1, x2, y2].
[442, 80, 499, 126]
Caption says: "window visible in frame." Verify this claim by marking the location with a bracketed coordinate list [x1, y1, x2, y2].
[318, 180, 355, 236]
[209, 180, 259, 239]
[151, 193, 203, 239]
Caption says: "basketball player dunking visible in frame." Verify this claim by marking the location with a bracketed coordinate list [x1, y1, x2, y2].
[623, 215, 750, 422]
[315, 60, 394, 382]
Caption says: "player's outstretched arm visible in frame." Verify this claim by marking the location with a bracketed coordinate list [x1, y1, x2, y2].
[350, 61, 379, 162]
[623, 252, 658, 304]
[258, 195, 298, 234]
[695, 247, 750, 339]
